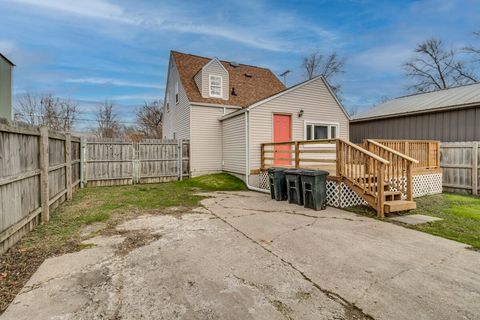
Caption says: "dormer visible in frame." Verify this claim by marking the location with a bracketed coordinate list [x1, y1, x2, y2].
[194, 58, 229, 100]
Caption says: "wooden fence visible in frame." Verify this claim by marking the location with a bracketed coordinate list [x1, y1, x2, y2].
[441, 142, 479, 195]
[83, 138, 190, 186]
[0, 121, 191, 254]
[0, 122, 81, 254]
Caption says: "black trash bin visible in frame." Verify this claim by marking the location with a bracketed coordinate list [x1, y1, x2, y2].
[301, 170, 329, 210]
[267, 167, 288, 201]
[285, 169, 303, 205]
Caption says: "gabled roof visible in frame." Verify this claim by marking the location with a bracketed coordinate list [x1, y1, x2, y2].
[171, 51, 285, 108]
[353, 82, 480, 122]
[220, 75, 351, 121]
[0, 53, 15, 66]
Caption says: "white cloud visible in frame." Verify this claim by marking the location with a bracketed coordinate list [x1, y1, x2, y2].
[64, 77, 164, 89]
[11, 0, 138, 24]
[0, 39, 16, 54]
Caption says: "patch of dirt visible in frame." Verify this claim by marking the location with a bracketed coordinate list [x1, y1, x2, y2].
[0, 238, 82, 314]
[113, 231, 162, 256]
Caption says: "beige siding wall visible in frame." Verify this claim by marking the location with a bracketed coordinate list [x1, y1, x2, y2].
[249, 77, 349, 171]
[190, 105, 235, 176]
[222, 113, 246, 175]
[0, 58, 12, 120]
[163, 58, 190, 140]
[199, 59, 229, 100]
[194, 71, 202, 93]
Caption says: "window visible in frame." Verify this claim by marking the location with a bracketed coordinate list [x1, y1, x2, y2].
[166, 92, 170, 112]
[175, 81, 179, 104]
[305, 122, 338, 140]
[209, 75, 222, 97]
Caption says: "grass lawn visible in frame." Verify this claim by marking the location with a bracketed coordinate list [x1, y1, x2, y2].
[0, 173, 246, 314]
[346, 193, 480, 250]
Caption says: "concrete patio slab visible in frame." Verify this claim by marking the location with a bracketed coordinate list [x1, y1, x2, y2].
[389, 214, 443, 225]
[2, 191, 479, 320]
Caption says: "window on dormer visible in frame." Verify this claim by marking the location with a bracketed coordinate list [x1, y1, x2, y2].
[209, 75, 222, 98]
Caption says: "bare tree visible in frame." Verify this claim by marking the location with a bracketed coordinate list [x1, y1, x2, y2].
[404, 38, 476, 93]
[302, 51, 345, 80]
[95, 100, 120, 138]
[14, 93, 78, 131]
[464, 30, 480, 61]
[135, 100, 163, 138]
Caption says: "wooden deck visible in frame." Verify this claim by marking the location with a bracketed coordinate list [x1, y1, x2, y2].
[259, 138, 441, 219]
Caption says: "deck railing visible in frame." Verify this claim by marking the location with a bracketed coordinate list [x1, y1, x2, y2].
[261, 139, 392, 218]
[336, 139, 390, 218]
[370, 139, 440, 172]
[364, 139, 419, 201]
[260, 139, 337, 171]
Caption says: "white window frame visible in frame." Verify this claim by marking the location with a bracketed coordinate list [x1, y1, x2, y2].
[175, 81, 179, 104]
[304, 121, 339, 140]
[209, 75, 223, 98]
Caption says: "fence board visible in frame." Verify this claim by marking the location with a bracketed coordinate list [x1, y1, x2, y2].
[441, 142, 480, 195]
[85, 139, 189, 186]
[0, 121, 81, 254]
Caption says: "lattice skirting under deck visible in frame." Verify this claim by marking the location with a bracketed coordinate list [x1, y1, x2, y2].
[256, 171, 442, 209]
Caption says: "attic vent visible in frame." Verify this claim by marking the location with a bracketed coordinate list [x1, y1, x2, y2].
[230, 61, 240, 67]
[244, 73, 253, 78]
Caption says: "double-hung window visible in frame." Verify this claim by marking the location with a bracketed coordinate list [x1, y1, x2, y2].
[209, 75, 222, 98]
[305, 122, 338, 140]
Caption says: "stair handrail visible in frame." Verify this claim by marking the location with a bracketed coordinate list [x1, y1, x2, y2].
[366, 139, 419, 163]
[339, 139, 390, 164]
[365, 139, 418, 202]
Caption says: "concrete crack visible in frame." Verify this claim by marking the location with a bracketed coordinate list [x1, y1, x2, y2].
[204, 205, 376, 320]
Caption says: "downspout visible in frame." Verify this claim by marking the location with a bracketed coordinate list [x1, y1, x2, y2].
[244, 110, 269, 193]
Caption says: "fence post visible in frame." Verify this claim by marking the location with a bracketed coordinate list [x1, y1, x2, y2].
[336, 140, 342, 176]
[80, 137, 86, 188]
[473, 142, 478, 196]
[178, 140, 183, 181]
[39, 126, 50, 223]
[65, 133, 72, 200]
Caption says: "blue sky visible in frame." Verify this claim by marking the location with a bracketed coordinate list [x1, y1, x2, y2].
[0, 0, 479, 128]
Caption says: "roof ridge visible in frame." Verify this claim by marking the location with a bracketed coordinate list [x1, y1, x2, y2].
[391, 81, 480, 102]
[170, 50, 272, 71]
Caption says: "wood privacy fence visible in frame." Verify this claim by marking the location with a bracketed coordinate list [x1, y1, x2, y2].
[0, 122, 81, 254]
[441, 142, 479, 195]
[83, 138, 190, 186]
[1, 121, 191, 254]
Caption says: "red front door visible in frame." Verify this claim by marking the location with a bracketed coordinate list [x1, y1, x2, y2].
[273, 114, 292, 166]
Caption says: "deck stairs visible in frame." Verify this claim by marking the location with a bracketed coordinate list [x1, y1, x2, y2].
[336, 139, 419, 218]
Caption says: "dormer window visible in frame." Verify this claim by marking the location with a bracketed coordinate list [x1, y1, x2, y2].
[209, 75, 222, 98]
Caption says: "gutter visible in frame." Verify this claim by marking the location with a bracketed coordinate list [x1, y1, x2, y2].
[244, 110, 269, 193]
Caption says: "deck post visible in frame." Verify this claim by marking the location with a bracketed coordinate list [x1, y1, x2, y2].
[406, 161, 413, 201]
[260, 144, 265, 170]
[336, 139, 342, 176]
[376, 163, 385, 220]
[473, 142, 478, 196]
[294, 141, 300, 169]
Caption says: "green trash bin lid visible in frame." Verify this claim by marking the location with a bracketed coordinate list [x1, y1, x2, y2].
[284, 169, 303, 175]
[268, 167, 288, 173]
[301, 169, 329, 177]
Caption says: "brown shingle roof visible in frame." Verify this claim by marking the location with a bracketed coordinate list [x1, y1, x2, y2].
[171, 51, 285, 108]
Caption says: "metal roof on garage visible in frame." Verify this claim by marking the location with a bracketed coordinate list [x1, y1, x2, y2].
[352, 82, 480, 122]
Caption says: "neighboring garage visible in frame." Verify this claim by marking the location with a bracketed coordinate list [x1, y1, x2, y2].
[350, 82, 480, 143]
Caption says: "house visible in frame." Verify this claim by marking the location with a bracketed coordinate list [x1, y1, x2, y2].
[162, 51, 350, 187]
[350, 82, 480, 143]
[0, 53, 14, 120]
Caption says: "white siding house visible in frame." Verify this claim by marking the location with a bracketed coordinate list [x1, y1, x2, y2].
[162, 51, 350, 182]
[0, 53, 14, 120]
